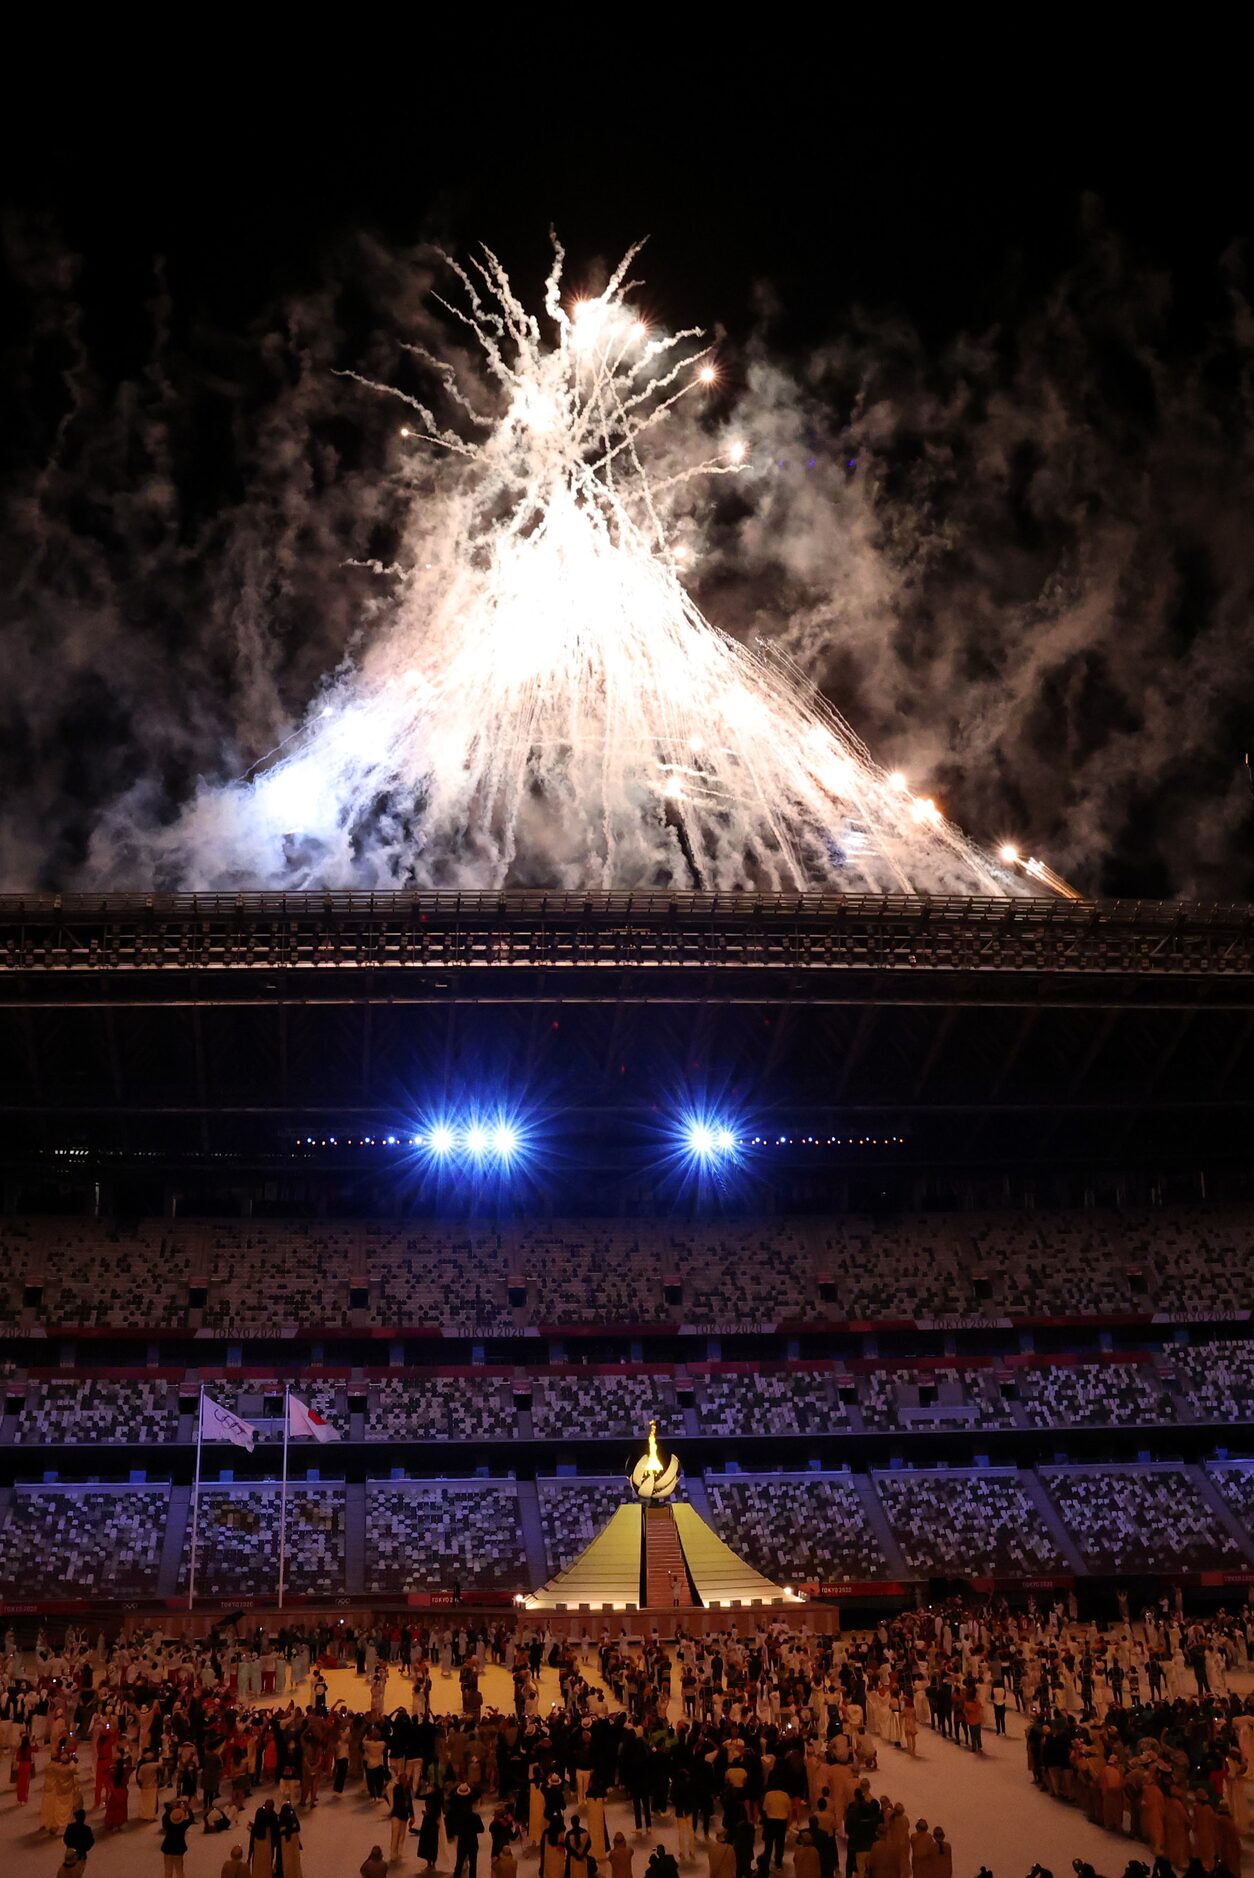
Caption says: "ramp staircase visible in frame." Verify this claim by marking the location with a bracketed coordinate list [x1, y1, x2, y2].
[645, 1506, 695, 1607]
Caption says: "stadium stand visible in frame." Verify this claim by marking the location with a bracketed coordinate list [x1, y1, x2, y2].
[968, 1213, 1139, 1318]
[367, 1224, 511, 1332]
[816, 1218, 965, 1320]
[696, 1370, 847, 1435]
[1173, 1339, 1254, 1421]
[519, 1224, 668, 1324]
[199, 1223, 352, 1331]
[876, 1470, 1066, 1576]
[0, 1485, 168, 1596]
[41, 1219, 198, 1329]
[0, 1222, 32, 1329]
[7, 1202, 1254, 1604]
[13, 1378, 180, 1444]
[1019, 1360, 1176, 1429]
[668, 1222, 816, 1323]
[1206, 1463, 1254, 1539]
[538, 1478, 636, 1574]
[531, 1374, 676, 1440]
[704, 1475, 885, 1581]
[856, 1367, 1015, 1431]
[1146, 1208, 1254, 1317]
[1043, 1466, 1244, 1572]
[1, 1205, 1254, 1330]
[177, 1485, 346, 1596]
[365, 1374, 513, 1440]
[365, 1482, 527, 1590]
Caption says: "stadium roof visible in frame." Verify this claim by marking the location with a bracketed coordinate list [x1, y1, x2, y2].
[1, 890, 1252, 1170]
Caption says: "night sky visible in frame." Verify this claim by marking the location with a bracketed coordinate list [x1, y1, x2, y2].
[3, 46, 1252, 898]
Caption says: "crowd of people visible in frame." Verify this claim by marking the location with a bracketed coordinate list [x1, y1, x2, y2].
[0, 1614, 971, 1878]
[4, 1599, 1254, 1876]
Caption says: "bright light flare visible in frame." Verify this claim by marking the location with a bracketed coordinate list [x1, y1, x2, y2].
[821, 757, 855, 795]
[1000, 844, 1019, 863]
[414, 1112, 527, 1169]
[682, 1116, 739, 1161]
[569, 300, 605, 348]
[727, 438, 747, 464]
[697, 364, 716, 384]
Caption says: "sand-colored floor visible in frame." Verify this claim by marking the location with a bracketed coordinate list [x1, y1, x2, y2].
[1, 1655, 1244, 1877]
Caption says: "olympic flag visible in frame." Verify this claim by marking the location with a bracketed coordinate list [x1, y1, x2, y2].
[199, 1393, 258, 1451]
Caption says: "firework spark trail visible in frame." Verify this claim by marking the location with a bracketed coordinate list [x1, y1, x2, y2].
[156, 240, 1024, 896]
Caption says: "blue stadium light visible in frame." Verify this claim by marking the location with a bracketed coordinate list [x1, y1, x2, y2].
[492, 1124, 518, 1160]
[678, 1114, 741, 1164]
[428, 1123, 456, 1157]
[464, 1124, 490, 1158]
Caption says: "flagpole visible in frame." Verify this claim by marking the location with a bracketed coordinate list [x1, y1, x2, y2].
[278, 1383, 290, 1612]
[188, 1383, 204, 1613]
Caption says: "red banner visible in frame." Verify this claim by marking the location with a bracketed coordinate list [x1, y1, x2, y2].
[816, 1581, 907, 1600]
[404, 1590, 515, 1608]
[0, 1600, 94, 1615]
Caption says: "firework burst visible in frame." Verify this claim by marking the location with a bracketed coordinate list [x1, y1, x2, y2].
[162, 239, 1022, 896]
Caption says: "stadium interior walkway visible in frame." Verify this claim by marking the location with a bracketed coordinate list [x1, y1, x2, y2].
[4, 1654, 1248, 1877]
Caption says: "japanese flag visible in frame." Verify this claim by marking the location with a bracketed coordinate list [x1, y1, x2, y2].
[200, 1393, 258, 1451]
[288, 1394, 341, 1443]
